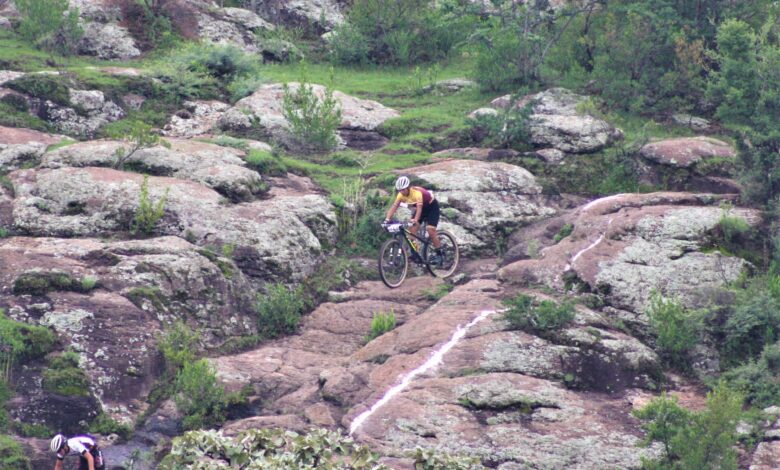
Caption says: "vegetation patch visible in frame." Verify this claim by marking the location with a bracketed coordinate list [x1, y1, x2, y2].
[255, 283, 305, 338]
[42, 351, 90, 397]
[126, 286, 168, 312]
[502, 294, 575, 334]
[90, 413, 132, 441]
[0, 309, 56, 365]
[646, 293, 701, 371]
[6, 74, 72, 107]
[0, 434, 31, 470]
[365, 310, 396, 343]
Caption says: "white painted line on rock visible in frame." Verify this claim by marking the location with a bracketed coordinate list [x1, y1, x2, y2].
[349, 308, 503, 436]
[565, 217, 614, 272]
[581, 193, 627, 213]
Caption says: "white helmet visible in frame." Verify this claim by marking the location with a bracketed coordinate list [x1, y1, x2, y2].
[50, 434, 66, 453]
[395, 176, 410, 191]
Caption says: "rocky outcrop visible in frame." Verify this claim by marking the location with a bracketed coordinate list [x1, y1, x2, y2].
[34, 88, 124, 138]
[41, 138, 266, 201]
[163, 101, 232, 137]
[0, 235, 257, 424]
[220, 82, 399, 149]
[499, 192, 761, 325]
[197, 6, 274, 52]
[474, 88, 623, 155]
[637, 137, 739, 193]
[246, 0, 344, 34]
[78, 22, 142, 60]
[5, 166, 335, 284]
[398, 159, 557, 253]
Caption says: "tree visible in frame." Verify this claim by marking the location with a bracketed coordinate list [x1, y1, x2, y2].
[15, 0, 83, 55]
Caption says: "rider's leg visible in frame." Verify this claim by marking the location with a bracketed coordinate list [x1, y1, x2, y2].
[427, 225, 441, 248]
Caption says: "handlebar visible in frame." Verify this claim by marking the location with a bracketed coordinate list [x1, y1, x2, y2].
[381, 220, 414, 232]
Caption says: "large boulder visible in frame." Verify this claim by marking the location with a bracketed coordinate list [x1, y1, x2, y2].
[6, 167, 336, 284]
[637, 137, 739, 193]
[0, 234, 257, 424]
[475, 88, 623, 154]
[220, 82, 399, 149]
[33, 88, 125, 138]
[197, 7, 274, 52]
[498, 192, 761, 320]
[163, 101, 232, 137]
[41, 138, 267, 202]
[246, 0, 344, 34]
[399, 160, 557, 254]
[78, 22, 142, 60]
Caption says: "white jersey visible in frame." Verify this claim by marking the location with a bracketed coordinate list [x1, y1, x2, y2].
[57, 435, 96, 460]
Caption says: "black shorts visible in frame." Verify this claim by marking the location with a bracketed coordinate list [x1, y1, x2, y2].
[79, 449, 105, 470]
[420, 199, 440, 228]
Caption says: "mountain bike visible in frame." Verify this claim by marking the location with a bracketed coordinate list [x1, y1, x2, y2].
[378, 220, 459, 288]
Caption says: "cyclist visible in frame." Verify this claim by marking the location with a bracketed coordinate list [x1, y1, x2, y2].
[50, 433, 105, 470]
[384, 175, 443, 263]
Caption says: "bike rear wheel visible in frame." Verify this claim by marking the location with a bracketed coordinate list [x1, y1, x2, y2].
[424, 230, 459, 278]
[379, 238, 408, 288]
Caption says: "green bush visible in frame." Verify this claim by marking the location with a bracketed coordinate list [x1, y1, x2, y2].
[6, 75, 71, 107]
[0, 310, 56, 372]
[160, 428, 386, 469]
[0, 95, 28, 112]
[423, 283, 454, 302]
[42, 351, 90, 397]
[722, 275, 780, 364]
[722, 343, 780, 408]
[412, 447, 483, 470]
[245, 150, 287, 176]
[0, 435, 31, 470]
[330, 0, 467, 66]
[470, 98, 533, 150]
[103, 119, 165, 170]
[132, 175, 169, 236]
[178, 43, 258, 84]
[502, 294, 575, 333]
[158, 321, 199, 373]
[90, 413, 132, 441]
[634, 383, 742, 470]
[365, 311, 396, 343]
[0, 102, 49, 131]
[15, 0, 82, 55]
[554, 224, 574, 243]
[256, 284, 305, 338]
[174, 359, 230, 430]
[80, 276, 98, 291]
[282, 77, 342, 152]
[646, 293, 700, 370]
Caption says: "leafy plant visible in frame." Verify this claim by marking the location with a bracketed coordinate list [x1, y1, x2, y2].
[90, 413, 132, 441]
[103, 120, 167, 170]
[131, 175, 169, 236]
[80, 276, 98, 291]
[255, 283, 305, 338]
[245, 149, 287, 176]
[365, 311, 396, 343]
[646, 293, 700, 370]
[722, 274, 780, 364]
[42, 351, 90, 397]
[722, 343, 780, 408]
[554, 224, 574, 243]
[173, 359, 232, 431]
[502, 294, 575, 333]
[470, 97, 533, 150]
[15, 0, 83, 55]
[423, 283, 453, 302]
[160, 428, 388, 469]
[634, 383, 742, 469]
[0, 309, 56, 383]
[158, 321, 199, 373]
[282, 66, 342, 152]
[412, 447, 484, 469]
[0, 435, 31, 470]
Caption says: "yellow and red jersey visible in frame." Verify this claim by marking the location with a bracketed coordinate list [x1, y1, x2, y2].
[394, 186, 433, 207]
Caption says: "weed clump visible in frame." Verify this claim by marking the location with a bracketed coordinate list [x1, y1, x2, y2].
[42, 351, 90, 397]
[256, 284, 305, 338]
[365, 311, 396, 343]
[282, 75, 342, 152]
[502, 294, 575, 333]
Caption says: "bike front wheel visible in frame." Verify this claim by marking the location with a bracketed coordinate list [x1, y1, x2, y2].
[424, 230, 459, 278]
[378, 238, 408, 288]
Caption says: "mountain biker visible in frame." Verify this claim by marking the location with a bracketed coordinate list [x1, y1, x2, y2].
[384, 175, 444, 263]
[50, 433, 105, 470]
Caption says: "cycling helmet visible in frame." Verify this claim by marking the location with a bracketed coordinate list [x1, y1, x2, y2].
[395, 176, 410, 191]
[50, 434, 66, 453]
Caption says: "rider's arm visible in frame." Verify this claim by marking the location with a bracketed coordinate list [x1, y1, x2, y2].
[82, 450, 95, 470]
[412, 203, 422, 223]
[385, 200, 400, 221]
[54, 459, 63, 470]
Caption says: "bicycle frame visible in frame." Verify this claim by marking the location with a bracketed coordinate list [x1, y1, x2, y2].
[396, 223, 431, 261]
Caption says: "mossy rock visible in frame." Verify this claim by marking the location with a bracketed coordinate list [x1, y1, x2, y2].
[6, 74, 71, 107]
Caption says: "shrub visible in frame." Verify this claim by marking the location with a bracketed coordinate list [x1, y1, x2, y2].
[722, 275, 780, 364]
[646, 293, 700, 370]
[132, 175, 169, 236]
[103, 119, 166, 170]
[502, 294, 575, 333]
[178, 43, 258, 84]
[80, 276, 98, 291]
[15, 0, 83, 55]
[6, 75, 71, 107]
[174, 359, 230, 430]
[718, 204, 751, 245]
[0, 435, 31, 470]
[365, 311, 396, 343]
[90, 413, 132, 441]
[0, 310, 56, 379]
[42, 351, 90, 396]
[423, 283, 453, 302]
[469, 99, 533, 150]
[245, 150, 287, 176]
[722, 344, 780, 408]
[634, 383, 742, 469]
[256, 284, 305, 338]
[158, 321, 199, 373]
[411, 447, 482, 470]
[160, 428, 386, 469]
[0, 94, 28, 112]
[148, 63, 218, 104]
[282, 76, 342, 152]
[554, 224, 574, 243]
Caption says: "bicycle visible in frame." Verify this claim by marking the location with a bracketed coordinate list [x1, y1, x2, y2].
[378, 220, 459, 288]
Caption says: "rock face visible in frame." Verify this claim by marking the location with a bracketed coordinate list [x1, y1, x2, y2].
[212, 276, 664, 469]
[41, 138, 266, 202]
[38, 88, 125, 138]
[499, 192, 761, 325]
[221, 82, 399, 149]
[476, 88, 623, 155]
[0, 235, 257, 424]
[399, 160, 557, 253]
[79, 22, 142, 60]
[5, 166, 335, 284]
[637, 137, 739, 193]
[247, 0, 344, 33]
[196, 6, 274, 52]
[163, 101, 232, 138]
